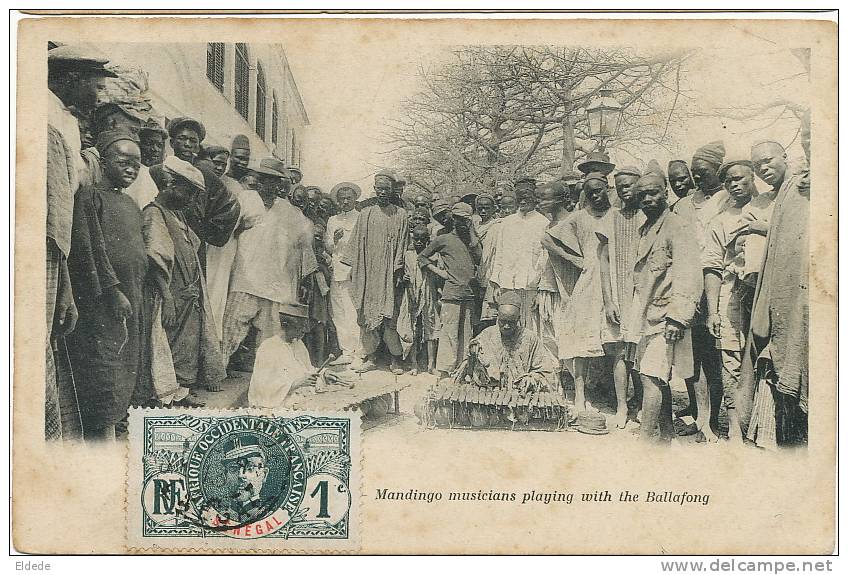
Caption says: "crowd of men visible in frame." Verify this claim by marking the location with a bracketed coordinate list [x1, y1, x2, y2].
[45, 45, 810, 448]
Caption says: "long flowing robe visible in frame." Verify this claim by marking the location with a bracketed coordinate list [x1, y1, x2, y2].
[544, 213, 582, 317]
[229, 198, 318, 305]
[397, 249, 440, 358]
[596, 206, 643, 345]
[45, 124, 83, 440]
[340, 204, 408, 331]
[66, 180, 147, 430]
[183, 162, 241, 248]
[741, 171, 809, 444]
[556, 206, 612, 360]
[206, 175, 267, 339]
[325, 210, 361, 355]
[142, 200, 227, 390]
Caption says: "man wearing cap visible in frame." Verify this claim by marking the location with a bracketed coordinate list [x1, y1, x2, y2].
[416, 202, 481, 376]
[139, 120, 168, 167]
[167, 117, 240, 249]
[485, 178, 549, 327]
[741, 140, 809, 448]
[47, 44, 116, 438]
[199, 145, 230, 178]
[668, 141, 729, 435]
[325, 182, 363, 362]
[217, 435, 272, 523]
[140, 156, 227, 407]
[702, 159, 759, 443]
[76, 102, 161, 212]
[228, 135, 252, 182]
[48, 44, 116, 155]
[629, 168, 702, 443]
[222, 159, 318, 368]
[595, 165, 644, 428]
[66, 130, 146, 441]
[204, 152, 269, 342]
[555, 171, 614, 416]
[429, 198, 452, 237]
[340, 171, 409, 373]
[248, 303, 333, 409]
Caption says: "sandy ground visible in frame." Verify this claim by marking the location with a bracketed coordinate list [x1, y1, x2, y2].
[193, 365, 730, 444]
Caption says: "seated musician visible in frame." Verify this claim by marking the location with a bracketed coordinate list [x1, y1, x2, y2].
[247, 303, 346, 408]
[458, 291, 558, 393]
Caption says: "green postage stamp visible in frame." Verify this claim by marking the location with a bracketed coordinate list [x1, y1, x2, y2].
[127, 409, 360, 551]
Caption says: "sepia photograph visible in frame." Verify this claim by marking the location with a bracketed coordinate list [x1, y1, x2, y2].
[12, 12, 838, 558]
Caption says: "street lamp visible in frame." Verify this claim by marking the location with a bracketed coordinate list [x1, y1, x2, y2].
[586, 88, 622, 151]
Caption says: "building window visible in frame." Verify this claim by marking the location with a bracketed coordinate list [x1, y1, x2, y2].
[206, 43, 225, 92]
[256, 63, 266, 140]
[271, 93, 279, 145]
[234, 43, 250, 121]
[290, 131, 297, 165]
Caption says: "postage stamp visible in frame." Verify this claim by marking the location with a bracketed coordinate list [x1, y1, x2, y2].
[127, 409, 360, 551]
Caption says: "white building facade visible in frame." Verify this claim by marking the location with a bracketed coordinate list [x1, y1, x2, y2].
[85, 42, 308, 167]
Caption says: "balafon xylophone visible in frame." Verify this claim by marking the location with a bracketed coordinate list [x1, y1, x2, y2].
[415, 380, 571, 431]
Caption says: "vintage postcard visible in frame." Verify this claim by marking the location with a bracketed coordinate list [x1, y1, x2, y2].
[12, 14, 837, 555]
[126, 409, 360, 551]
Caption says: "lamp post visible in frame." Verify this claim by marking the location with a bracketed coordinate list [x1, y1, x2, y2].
[586, 88, 623, 152]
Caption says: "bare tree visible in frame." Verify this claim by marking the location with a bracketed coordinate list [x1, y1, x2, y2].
[385, 45, 692, 195]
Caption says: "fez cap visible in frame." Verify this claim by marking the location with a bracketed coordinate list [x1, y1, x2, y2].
[95, 129, 139, 156]
[162, 155, 205, 191]
[692, 140, 726, 167]
[167, 116, 206, 142]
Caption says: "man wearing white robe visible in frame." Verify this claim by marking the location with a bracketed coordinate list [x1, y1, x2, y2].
[205, 139, 268, 340]
[248, 303, 316, 408]
[485, 178, 549, 329]
[325, 182, 362, 362]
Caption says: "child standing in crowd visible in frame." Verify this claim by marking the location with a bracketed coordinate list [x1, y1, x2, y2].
[304, 222, 333, 366]
[398, 224, 442, 374]
[417, 203, 481, 378]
